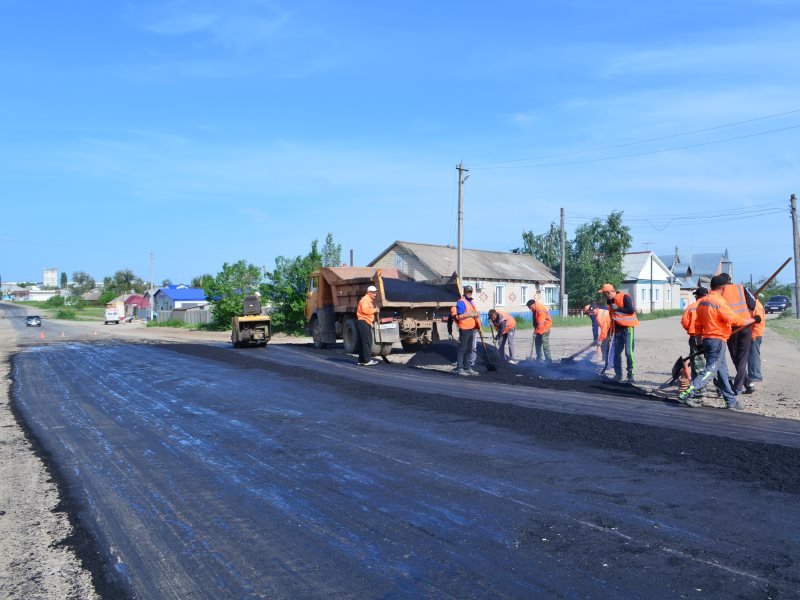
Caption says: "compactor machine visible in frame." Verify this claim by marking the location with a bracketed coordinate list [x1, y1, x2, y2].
[231, 294, 271, 348]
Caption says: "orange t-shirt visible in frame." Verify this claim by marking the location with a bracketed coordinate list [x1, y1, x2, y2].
[681, 299, 701, 336]
[594, 308, 610, 342]
[357, 293, 377, 325]
[530, 303, 552, 335]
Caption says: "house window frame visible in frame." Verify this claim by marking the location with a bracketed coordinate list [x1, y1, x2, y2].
[395, 253, 406, 271]
[544, 286, 556, 305]
[520, 285, 528, 306]
[495, 284, 506, 306]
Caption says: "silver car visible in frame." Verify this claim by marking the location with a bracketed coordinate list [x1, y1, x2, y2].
[26, 315, 42, 327]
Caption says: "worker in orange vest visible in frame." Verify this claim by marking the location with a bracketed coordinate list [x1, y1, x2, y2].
[488, 309, 518, 364]
[680, 287, 708, 383]
[356, 285, 380, 366]
[746, 298, 766, 393]
[592, 305, 612, 373]
[679, 275, 757, 409]
[525, 298, 552, 362]
[598, 283, 639, 383]
[454, 285, 481, 376]
[718, 273, 757, 394]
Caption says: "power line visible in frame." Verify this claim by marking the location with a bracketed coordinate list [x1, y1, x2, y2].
[470, 107, 800, 167]
[473, 124, 800, 170]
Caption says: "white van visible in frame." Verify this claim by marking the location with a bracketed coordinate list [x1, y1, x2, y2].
[104, 309, 120, 325]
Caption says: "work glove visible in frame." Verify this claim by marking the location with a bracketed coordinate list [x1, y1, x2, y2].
[753, 315, 762, 323]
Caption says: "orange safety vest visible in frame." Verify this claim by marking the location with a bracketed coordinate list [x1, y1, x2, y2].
[681, 299, 701, 336]
[492, 310, 516, 335]
[609, 292, 639, 328]
[752, 300, 765, 338]
[529, 302, 552, 335]
[456, 296, 481, 330]
[696, 290, 746, 340]
[721, 283, 749, 315]
[594, 307, 611, 342]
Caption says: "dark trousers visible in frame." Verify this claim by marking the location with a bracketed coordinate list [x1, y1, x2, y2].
[356, 319, 374, 363]
[612, 326, 635, 378]
[727, 327, 752, 392]
[590, 315, 599, 343]
[748, 336, 763, 382]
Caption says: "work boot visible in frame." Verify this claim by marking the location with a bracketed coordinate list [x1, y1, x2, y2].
[467, 368, 480, 376]
[455, 368, 469, 377]
[626, 374, 635, 384]
[743, 384, 756, 395]
[612, 374, 622, 383]
[678, 385, 695, 401]
[727, 401, 744, 411]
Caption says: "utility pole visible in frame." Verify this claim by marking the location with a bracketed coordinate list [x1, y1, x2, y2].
[150, 251, 154, 321]
[791, 194, 800, 319]
[560, 208, 566, 316]
[349, 249, 354, 267]
[643, 242, 654, 313]
[456, 162, 469, 280]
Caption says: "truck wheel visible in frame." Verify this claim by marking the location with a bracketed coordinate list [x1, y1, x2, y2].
[380, 342, 393, 357]
[343, 319, 359, 354]
[311, 318, 328, 349]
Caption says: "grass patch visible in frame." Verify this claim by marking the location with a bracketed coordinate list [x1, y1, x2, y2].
[147, 319, 196, 329]
[13, 301, 107, 321]
[767, 314, 800, 342]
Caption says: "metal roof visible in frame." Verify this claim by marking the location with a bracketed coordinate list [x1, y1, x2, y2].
[154, 287, 207, 301]
[370, 241, 559, 283]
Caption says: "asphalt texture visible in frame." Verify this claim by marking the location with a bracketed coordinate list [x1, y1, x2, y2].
[10, 339, 800, 599]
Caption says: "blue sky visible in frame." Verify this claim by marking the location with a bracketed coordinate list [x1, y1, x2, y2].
[1, 0, 798, 287]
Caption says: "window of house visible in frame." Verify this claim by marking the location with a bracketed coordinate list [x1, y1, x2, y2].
[641, 288, 648, 302]
[544, 287, 556, 305]
[495, 285, 505, 306]
[395, 254, 406, 271]
[520, 286, 528, 305]
[667, 288, 672, 303]
[654, 288, 660, 302]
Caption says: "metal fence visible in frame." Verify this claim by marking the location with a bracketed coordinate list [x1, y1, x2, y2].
[156, 308, 211, 325]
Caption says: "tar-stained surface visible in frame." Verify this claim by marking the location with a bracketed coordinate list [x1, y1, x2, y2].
[12, 341, 800, 599]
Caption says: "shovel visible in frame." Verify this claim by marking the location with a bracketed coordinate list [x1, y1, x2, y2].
[559, 341, 596, 364]
[476, 324, 498, 372]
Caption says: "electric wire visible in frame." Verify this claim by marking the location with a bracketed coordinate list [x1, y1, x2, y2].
[469, 107, 800, 167]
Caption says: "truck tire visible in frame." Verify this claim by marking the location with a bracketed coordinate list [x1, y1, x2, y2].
[379, 342, 393, 357]
[311, 318, 328, 349]
[343, 319, 359, 354]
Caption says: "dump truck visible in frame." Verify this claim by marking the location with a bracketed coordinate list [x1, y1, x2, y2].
[231, 294, 272, 348]
[305, 267, 461, 357]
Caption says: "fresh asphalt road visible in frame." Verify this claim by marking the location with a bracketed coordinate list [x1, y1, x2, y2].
[7, 310, 800, 598]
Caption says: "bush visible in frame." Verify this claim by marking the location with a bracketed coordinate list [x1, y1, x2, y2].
[45, 295, 65, 307]
[55, 308, 77, 320]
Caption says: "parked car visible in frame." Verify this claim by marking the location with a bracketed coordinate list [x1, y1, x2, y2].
[104, 309, 120, 325]
[764, 295, 791, 313]
[26, 315, 41, 327]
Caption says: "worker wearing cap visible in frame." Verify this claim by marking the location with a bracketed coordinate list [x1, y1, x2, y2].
[488, 309, 517, 364]
[719, 273, 757, 394]
[681, 287, 708, 383]
[455, 285, 481, 376]
[598, 283, 639, 383]
[356, 286, 380, 366]
[525, 297, 552, 363]
[746, 298, 765, 393]
[679, 274, 757, 409]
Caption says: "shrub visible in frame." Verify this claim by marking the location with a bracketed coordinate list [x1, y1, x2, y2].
[55, 308, 77, 320]
[45, 295, 66, 307]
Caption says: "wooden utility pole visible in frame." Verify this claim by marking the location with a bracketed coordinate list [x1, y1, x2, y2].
[560, 208, 566, 315]
[791, 194, 800, 319]
[456, 162, 469, 279]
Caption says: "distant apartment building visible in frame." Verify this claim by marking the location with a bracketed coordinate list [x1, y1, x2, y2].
[43, 268, 59, 288]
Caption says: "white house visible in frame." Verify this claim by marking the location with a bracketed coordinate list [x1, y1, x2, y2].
[368, 240, 561, 317]
[620, 251, 681, 313]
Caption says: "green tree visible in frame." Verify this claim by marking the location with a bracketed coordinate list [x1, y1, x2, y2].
[265, 239, 322, 334]
[98, 290, 116, 305]
[204, 260, 266, 329]
[70, 271, 96, 296]
[161, 278, 172, 287]
[60, 272, 68, 289]
[566, 211, 632, 308]
[190, 273, 215, 289]
[321, 233, 342, 267]
[515, 223, 561, 273]
[753, 277, 793, 300]
[103, 269, 146, 296]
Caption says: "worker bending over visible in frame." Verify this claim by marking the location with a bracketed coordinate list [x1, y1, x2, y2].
[746, 298, 765, 393]
[526, 298, 552, 363]
[679, 274, 757, 410]
[719, 273, 756, 394]
[593, 305, 611, 373]
[681, 287, 708, 387]
[598, 283, 639, 383]
[488, 309, 518, 364]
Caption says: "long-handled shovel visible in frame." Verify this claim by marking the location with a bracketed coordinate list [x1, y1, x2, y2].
[476, 324, 498, 372]
[559, 341, 596, 364]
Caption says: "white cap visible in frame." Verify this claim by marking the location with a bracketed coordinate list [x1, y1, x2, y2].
[367, 285, 378, 292]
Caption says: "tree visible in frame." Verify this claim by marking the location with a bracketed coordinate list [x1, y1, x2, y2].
[161, 278, 172, 287]
[321, 233, 342, 268]
[204, 260, 266, 329]
[191, 273, 215, 289]
[103, 269, 146, 296]
[60, 272, 68, 289]
[753, 277, 793, 300]
[70, 271, 96, 296]
[515, 223, 561, 274]
[566, 211, 632, 308]
[265, 239, 322, 334]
